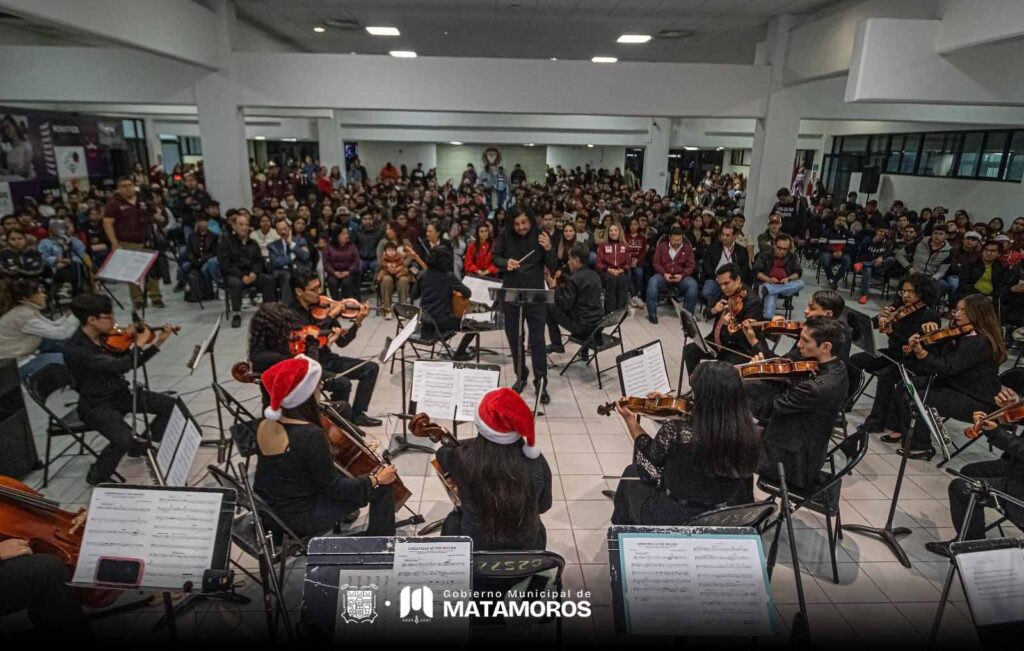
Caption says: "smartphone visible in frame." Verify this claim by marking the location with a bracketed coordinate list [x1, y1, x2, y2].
[95, 557, 144, 587]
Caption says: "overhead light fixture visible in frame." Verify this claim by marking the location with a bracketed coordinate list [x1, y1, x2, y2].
[282, 138, 297, 142]
[524, 143, 535, 147]
[550, 57, 557, 61]
[254, 136, 266, 141]
[587, 144, 595, 148]
[313, 26, 326, 33]
[716, 147, 724, 151]
[592, 56, 617, 63]
[450, 141, 463, 146]
[683, 146, 698, 151]
[366, 26, 400, 36]
[617, 34, 651, 44]
[389, 50, 417, 58]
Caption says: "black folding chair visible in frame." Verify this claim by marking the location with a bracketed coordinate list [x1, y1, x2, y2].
[845, 308, 880, 409]
[937, 367, 1024, 468]
[557, 308, 628, 389]
[24, 363, 123, 487]
[390, 303, 454, 373]
[211, 381, 260, 476]
[683, 500, 778, 532]
[472, 550, 566, 643]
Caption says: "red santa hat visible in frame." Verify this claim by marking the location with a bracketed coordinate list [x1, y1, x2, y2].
[261, 354, 322, 421]
[474, 387, 539, 459]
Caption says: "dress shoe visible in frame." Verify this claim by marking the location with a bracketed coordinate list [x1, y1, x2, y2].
[342, 510, 360, 524]
[545, 343, 565, 354]
[127, 439, 149, 458]
[897, 446, 935, 461]
[86, 470, 109, 486]
[231, 313, 242, 328]
[601, 489, 616, 500]
[647, 314, 658, 324]
[512, 377, 528, 394]
[536, 379, 550, 405]
[924, 540, 954, 559]
[352, 414, 382, 427]
[451, 351, 475, 361]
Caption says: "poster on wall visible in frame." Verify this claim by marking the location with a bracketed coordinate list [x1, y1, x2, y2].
[56, 146, 88, 181]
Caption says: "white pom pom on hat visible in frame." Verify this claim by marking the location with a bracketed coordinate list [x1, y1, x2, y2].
[260, 354, 322, 421]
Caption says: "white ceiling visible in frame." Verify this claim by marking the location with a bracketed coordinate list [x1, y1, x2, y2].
[233, 0, 848, 64]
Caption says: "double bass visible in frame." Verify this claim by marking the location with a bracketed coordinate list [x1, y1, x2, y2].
[408, 413, 461, 508]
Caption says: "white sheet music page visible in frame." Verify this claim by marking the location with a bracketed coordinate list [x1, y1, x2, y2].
[956, 547, 1024, 626]
[97, 248, 158, 285]
[619, 533, 774, 637]
[462, 275, 503, 304]
[643, 342, 671, 394]
[155, 404, 187, 479]
[384, 314, 419, 363]
[166, 419, 202, 487]
[455, 367, 499, 421]
[619, 343, 671, 397]
[72, 487, 223, 590]
[394, 540, 472, 637]
[411, 362, 457, 419]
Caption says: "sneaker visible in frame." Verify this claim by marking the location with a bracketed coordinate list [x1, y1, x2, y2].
[384, 311, 392, 320]
[151, 299, 166, 309]
[647, 314, 658, 324]
[852, 262, 864, 272]
[858, 295, 868, 305]
[631, 296, 643, 308]
[231, 313, 242, 328]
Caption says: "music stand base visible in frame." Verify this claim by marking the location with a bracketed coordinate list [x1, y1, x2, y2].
[152, 591, 252, 632]
[395, 513, 426, 529]
[843, 524, 913, 567]
[387, 434, 435, 458]
[417, 518, 445, 535]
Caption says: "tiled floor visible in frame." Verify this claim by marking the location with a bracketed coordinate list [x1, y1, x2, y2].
[2, 273, 1017, 646]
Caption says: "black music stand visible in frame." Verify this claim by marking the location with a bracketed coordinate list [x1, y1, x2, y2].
[388, 342, 437, 458]
[675, 301, 706, 396]
[186, 316, 228, 462]
[489, 286, 554, 414]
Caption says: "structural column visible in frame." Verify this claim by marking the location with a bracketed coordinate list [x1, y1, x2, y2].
[641, 117, 671, 194]
[142, 116, 163, 172]
[317, 110, 343, 171]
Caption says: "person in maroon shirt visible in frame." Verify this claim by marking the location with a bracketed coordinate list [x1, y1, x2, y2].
[752, 233, 804, 319]
[646, 227, 698, 323]
[102, 176, 163, 309]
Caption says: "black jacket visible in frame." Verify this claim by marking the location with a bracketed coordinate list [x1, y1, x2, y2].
[752, 251, 802, 281]
[708, 288, 763, 364]
[419, 267, 470, 333]
[0, 248, 44, 278]
[64, 328, 160, 409]
[956, 260, 1009, 300]
[218, 233, 265, 278]
[492, 226, 557, 290]
[874, 303, 941, 360]
[186, 231, 219, 266]
[759, 359, 849, 490]
[701, 241, 751, 284]
[916, 334, 1002, 406]
[554, 266, 604, 327]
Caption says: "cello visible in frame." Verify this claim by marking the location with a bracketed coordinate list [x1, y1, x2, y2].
[0, 476, 119, 608]
[408, 413, 461, 508]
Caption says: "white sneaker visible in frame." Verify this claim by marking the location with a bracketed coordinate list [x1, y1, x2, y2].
[384, 311, 392, 320]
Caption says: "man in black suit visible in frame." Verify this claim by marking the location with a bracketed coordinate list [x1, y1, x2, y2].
[700, 224, 751, 306]
[683, 263, 763, 376]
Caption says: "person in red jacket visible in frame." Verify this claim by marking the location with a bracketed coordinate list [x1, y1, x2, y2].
[464, 223, 499, 276]
[646, 226, 698, 324]
[596, 222, 631, 312]
[625, 217, 648, 308]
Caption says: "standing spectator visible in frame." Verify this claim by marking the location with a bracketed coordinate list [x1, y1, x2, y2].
[771, 188, 807, 237]
[752, 234, 804, 318]
[218, 213, 272, 328]
[646, 227, 698, 323]
[494, 166, 509, 208]
[103, 176, 164, 309]
[324, 227, 362, 300]
[510, 163, 526, 186]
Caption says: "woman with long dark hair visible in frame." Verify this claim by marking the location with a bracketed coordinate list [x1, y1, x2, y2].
[435, 387, 552, 550]
[610, 361, 762, 525]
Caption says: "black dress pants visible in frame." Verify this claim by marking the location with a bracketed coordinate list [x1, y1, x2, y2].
[79, 388, 176, 481]
[546, 303, 596, 348]
[225, 273, 272, 312]
[851, 352, 903, 430]
[0, 554, 92, 640]
[283, 483, 395, 537]
[326, 273, 360, 300]
[601, 271, 630, 312]
[503, 302, 547, 383]
[895, 378, 993, 450]
[949, 459, 1024, 540]
[320, 351, 379, 416]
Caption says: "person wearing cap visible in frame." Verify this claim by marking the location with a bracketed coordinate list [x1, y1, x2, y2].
[756, 212, 784, 256]
[770, 187, 807, 237]
[253, 355, 398, 537]
[956, 239, 1009, 301]
[434, 387, 552, 550]
[910, 223, 953, 302]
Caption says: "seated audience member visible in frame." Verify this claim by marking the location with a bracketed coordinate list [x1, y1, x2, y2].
[250, 213, 280, 261]
[701, 224, 751, 306]
[595, 221, 632, 312]
[253, 355, 397, 537]
[851, 225, 895, 304]
[912, 223, 953, 302]
[218, 213, 273, 328]
[752, 233, 803, 318]
[0, 279, 78, 379]
[646, 226, 698, 323]
[464, 222, 499, 277]
[418, 245, 480, 361]
[819, 214, 853, 290]
[83, 206, 110, 268]
[756, 212, 784, 255]
[267, 218, 311, 301]
[377, 241, 412, 320]
[181, 212, 220, 302]
[324, 227, 362, 300]
[955, 239, 1007, 301]
[546, 244, 604, 358]
[610, 361, 761, 525]
[436, 387, 552, 550]
[38, 216, 86, 297]
[892, 222, 921, 278]
[0, 228, 44, 281]
[624, 216, 648, 307]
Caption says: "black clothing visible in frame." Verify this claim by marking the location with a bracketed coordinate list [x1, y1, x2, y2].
[771, 199, 807, 238]
[684, 288, 763, 375]
[218, 233, 272, 311]
[612, 418, 754, 526]
[956, 260, 1009, 300]
[752, 251, 802, 280]
[419, 267, 470, 332]
[700, 241, 752, 284]
[186, 230, 219, 266]
[0, 554, 92, 640]
[436, 439, 552, 551]
[172, 188, 211, 228]
[0, 248, 44, 278]
[547, 267, 604, 348]
[253, 421, 395, 537]
[949, 425, 1024, 539]
[64, 328, 159, 409]
[758, 359, 848, 490]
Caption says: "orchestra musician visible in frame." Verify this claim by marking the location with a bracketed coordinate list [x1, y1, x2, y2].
[417, 244, 480, 362]
[0, 536, 92, 640]
[253, 356, 397, 537]
[435, 387, 552, 550]
[852, 272, 941, 436]
[545, 244, 605, 380]
[756, 317, 849, 491]
[63, 294, 176, 486]
[890, 294, 1005, 460]
[288, 271, 382, 427]
[683, 262, 763, 376]
[609, 361, 762, 525]
[492, 209, 557, 397]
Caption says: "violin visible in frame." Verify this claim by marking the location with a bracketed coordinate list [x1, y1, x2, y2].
[288, 325, 337, 356]
[408, 414, 461, 508]
[0, 476, 119, 608]
[311, 296, 372, 322]
[597, 395, 693, 419]
[100, 323, 180, 352]
[736, 357, 819, 380]
[963, 399, 1024, 440]
[727, 287, 748, 318]
[902, 324, 973, 354]
[727, 318, 802, 336]
[878, 301, 923, 335]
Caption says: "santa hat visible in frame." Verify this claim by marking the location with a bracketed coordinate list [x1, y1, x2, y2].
[474, 387, 539, 459]
[262, 355, 322, 420]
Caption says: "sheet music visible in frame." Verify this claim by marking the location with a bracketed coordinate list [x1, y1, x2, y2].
[456, 367, 500, 421]
[619, 533, 774, 637]
[72, 487, 224, 590]
[97, 248, 159, 285]
[155, 405, 187, 478]
[394, 540, 472, 592]
[190, 316, 221, 371]
[462, 275, 503, 304]
[412, 362, 499, 421]
[384, 314, 419, 363]
[462, 310, 497, 323]
[956, 547, 1024, 626]
[166, 420, 202, 487]
[619, 342, 671, 397]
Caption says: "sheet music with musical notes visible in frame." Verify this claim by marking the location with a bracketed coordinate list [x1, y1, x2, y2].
[956, 547, 1024, 626]
[166, 419, 202, 487]
[72, 487, 224, 590]
[462, 275, 503, 304]
[412, 362, 499, 421]
[96, 248, 159, 286]
[155, 404, 187, 479]
[618, 341, 671, 398]
[619, 533, 775, 637]
[394, 540, 472, 592]
[455, 366, 500, 421]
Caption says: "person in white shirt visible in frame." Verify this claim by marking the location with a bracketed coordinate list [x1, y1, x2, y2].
[249, 213, 280, 260]
[0, 279, 78, 379]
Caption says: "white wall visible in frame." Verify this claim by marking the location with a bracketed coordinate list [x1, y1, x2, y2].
[848, 171, 1024, 219]
[545, 146, 626, 172]
[721, 149, 751, 177]
[435, 144, 546, 187]
[351, 141, 438, 178]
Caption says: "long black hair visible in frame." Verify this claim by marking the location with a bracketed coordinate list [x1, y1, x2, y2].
[689, 361, 762, 479]
[249, 302, 301, 357]
[898, 271, 940, 308]
[455, 437, 537, 549]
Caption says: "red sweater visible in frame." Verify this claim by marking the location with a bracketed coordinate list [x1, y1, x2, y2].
[596, 241, 631, 272]
[625, 232, 647, 267]
[464, 240, 498, 275]
[652, 239, 696, 277]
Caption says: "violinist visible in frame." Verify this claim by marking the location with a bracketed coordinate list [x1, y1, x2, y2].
[434, 387, 552, 550]
[63, 294, 176, 486]
[888, 294, 1005, 460]
[0, 536, 92, 640]
[741, 289, 851, 363]
[289, 271, 381, 427]
[852, 272, 941, 436]
[926, 386, 1024, 558]
[683, 263, 763, 376]
[609, 362, 761, 526]
[253, 356, 397, 537]
[757, 317, 849, 491]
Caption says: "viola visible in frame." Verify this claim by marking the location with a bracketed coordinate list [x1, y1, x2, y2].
[597, 395, 693, 419]
[0, 476, 119, 608]
[727, 287, 748, 318]
[408, 414, 461, 508]
[963, 399, 1024, 440]
[100, 323, 181, 352]
[727, 318, 802, 336]
[902, 324, 973, 354]
[736, 357, 819, 380]
[878, 301, 923, 335]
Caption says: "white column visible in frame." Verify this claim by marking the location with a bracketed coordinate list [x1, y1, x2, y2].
[747, 16, 801, 234]
[317, 109, 343, 170]
[142, 116, 163, 171]
[641, 117, 671, 194]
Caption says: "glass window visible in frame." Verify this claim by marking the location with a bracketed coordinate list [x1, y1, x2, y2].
[869, 135, 889, 155]
[841, 135, 868, 153]
[831, 137, 842, 154]
[1004, 131, 1024, 182]
[957, 132, 984, 177]
[122, 119, 136, 139]
[978, 130, 1009, 179]
[886, 134, 904, 173]
[918, 133, 957, 177]
[899, 133, 921, 174]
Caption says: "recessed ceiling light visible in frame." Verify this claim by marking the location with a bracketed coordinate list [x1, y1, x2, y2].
[716, 147, 724, 151]
[389, 50, 417, 58]
[683, 146, 698, 151]
[366, 26, 400, 36]
[524, 143, 535, 147]
[617, 34, 651, 44]
[313, 26, 326, 33]
[550, 57, 557, 61]
[450, 141, 463, 146]
[587, 144, 594, 148]
[591, 56, 617, 63]
[254, 136, 266, 141]
[282, 138, 297, 142]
